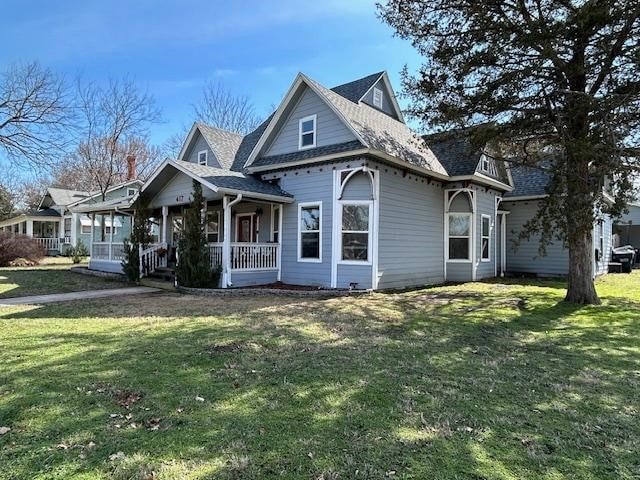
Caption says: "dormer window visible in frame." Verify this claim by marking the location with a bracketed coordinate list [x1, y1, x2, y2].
[127, 188, 136, 196]
[479, 155, 497, 176]
[372, 87, 383, 109]
[298, 115, 316, 150]
[198, 150, 207, 165]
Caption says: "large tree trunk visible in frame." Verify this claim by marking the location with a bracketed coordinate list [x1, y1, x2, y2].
[565, 228, 600, 304]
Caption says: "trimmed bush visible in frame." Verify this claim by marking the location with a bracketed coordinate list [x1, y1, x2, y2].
[0, 233, 45, 267]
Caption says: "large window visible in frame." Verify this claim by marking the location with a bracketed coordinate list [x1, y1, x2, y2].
[448, 213, 472, 260]
[206, 211, 220, 243]
[298, 202, 321, 261]
[64, 217, 72, 237]
[341, 203, 370, 262]
[298, 115, 316, 150]
[481, 215, 491, 261]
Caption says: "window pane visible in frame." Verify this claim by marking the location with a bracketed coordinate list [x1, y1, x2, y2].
[207, 233, 218, 243]
[449, 214, 470, 236]
[206, 212, 218, 236]
[482, 217, 490, 236]
[482, 238, 489, 259]
[301, 132, 314, 147]
[273, 208, 280, 230]
[301, 119, 314, 133]
[301, 232, 319, 258]
[342, 232, 368, 261]
[301, 206, 320, 231]
[449, 238, 469, 259]
[342, 205, 369, 231]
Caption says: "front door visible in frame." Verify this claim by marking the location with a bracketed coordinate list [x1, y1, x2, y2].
[236, 214, 255, 242]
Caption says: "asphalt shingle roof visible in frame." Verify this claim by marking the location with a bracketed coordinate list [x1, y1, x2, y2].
[504, 164, 551, 198]
[46, 188, 89, 207]
[27, 208, 61, 217]
[330, 72, 384, 103]
[251, 140, 364, 168]
[196, 123, 244, 170]
[177, 161, 292, 198]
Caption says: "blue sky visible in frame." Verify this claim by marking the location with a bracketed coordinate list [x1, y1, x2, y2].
[0, 0, 422, 151]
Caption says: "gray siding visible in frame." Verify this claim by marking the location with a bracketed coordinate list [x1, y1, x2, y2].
[594, 215, 613, 276]
[377, 167, 445, 289]
[183, 132, 220, 168]
[336, 264, 371, 289]
[275, 166, 334, 287]
[361, 78, 398, 119]
[265, 87, 356, 156]
[503, 200, 569, 276]
[232, 271, 278, 287]
[150, 172, 217, 208]
[475, 189, 498, 280]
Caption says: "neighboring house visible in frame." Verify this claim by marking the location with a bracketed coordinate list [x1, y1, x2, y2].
[83, 71, 615, 288]
[614, 202, 640, 249]
[0, 180, 142, 255]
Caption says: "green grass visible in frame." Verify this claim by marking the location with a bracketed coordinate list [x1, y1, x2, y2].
[0, 264, 125, 299]
[0, 272, 638, 479]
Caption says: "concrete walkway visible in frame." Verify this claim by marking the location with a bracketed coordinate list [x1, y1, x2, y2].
[0, 287, 161, 306]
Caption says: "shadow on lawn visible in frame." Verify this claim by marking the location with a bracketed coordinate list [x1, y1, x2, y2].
[0, 282, 638, 479]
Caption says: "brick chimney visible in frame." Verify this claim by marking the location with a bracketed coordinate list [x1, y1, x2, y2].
[126, 155, 137, 180]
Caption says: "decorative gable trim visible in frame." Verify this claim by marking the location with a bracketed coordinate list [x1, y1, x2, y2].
[358, 72, 404, 123]
[244, 73, 369, 169]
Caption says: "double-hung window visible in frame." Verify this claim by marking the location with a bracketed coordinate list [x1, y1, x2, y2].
[298, 115, 316, 150]
[448, 213, 472, 260]
[206, 211, 220, 243]
[481, 215, 491, 261]
[341, 203, 371, 262]
[298, 202, 321, 261]
[198, 150, 207, 165]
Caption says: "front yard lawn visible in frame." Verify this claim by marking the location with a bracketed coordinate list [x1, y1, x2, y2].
[0, 272, 638, 479]
[0, 264, 125, 299]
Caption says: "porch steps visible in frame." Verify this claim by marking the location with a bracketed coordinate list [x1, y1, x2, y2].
[148, 266, 175, 283]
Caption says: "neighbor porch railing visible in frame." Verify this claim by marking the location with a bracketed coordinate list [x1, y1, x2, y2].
[33, 237, 60, 251]
[91, 242, 125, 261]
[207, 242, 279, 271]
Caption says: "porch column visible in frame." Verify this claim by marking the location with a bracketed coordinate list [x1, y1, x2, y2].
[277, 204, 283, 282]
[109, 211, 114, 261]
[222, 194, 243, 288]
[70, 213, 78, 246]
[500, 212, 507, 277]
[26, 219, 33, 237]
[161, 206, 168, 244]
[90, 213, 95, 259]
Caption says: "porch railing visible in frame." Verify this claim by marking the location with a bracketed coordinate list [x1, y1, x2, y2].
[91, 242, 125, 261]
[139, 242, 167, 277]
[208, 242, 279, 271]
[34, 237, 60, 251]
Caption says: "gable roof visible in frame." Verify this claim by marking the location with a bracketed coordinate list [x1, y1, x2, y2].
[245, 73, 447, 176]
[40, 188, 90, 209]
[179, 122, 244, 169]
[331, 72, 384, 103]
[141, 159, 293, 203]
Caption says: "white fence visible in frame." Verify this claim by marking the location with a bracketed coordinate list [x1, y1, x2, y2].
[33, 237, 60, 251]
[208, 242, 278, 271]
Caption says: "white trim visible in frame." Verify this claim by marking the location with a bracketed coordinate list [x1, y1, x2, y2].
[298, 114, 317, 150]
[480, 214, 491, 262]
[331, 170, 339, 287]
[337, 200, 373, 266]
[270, 204, 281, 243]
[501, 194, 547, 202]
[500, 212, 507, 277]
[297, 201, 322, 263]
[235, 212, 256, 243]
[445, 189, 475, 265]
[244, 73, 368, 168]
[197, 150, 208, 166]
[372, 86, 383, 109]
[371, 169, 380, 289]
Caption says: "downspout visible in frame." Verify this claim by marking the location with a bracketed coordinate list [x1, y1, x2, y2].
[222, 194, 243, 288]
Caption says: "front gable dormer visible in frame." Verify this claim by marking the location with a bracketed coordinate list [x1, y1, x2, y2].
[178, 124, 221, 168]
[360, 74, 403, 122]
[264, 85, 357, 157]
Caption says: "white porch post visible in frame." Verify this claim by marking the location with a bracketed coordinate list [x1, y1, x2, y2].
[90, 213, 95, 259]
[500, 212, 507, 277]
[277, 204, 283, 282]
[222, 194, 243, 288]
[70, 213, 78, 246]
[26, 219, 33, 237]
[109, 211, 114, 261]
[161, 206, 168, 244]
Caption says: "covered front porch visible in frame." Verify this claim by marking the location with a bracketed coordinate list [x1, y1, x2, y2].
[129, 159, 293, 287]
[0, 213, 66, 254]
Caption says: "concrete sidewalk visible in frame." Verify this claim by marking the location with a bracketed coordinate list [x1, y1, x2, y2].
[0, 287, 161, 306]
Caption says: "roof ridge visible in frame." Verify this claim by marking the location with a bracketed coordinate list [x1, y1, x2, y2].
[196, 121, 245, 138]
